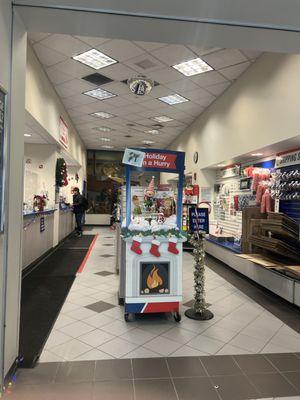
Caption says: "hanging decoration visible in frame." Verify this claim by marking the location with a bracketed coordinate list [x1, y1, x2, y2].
[184, 232, 214, 320]
[56, 158, 68, 187]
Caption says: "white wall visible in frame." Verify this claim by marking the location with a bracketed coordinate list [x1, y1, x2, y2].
[26, 44, 87, 179]
[166, 52, 300, 176]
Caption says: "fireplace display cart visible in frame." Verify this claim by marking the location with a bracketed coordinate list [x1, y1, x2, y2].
[122, 148, 186, 322]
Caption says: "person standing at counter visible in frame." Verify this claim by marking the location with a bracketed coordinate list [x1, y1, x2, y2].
[72, 187, 87, 237]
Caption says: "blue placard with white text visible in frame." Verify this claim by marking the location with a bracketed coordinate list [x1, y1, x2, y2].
[189, 208, 209, 233]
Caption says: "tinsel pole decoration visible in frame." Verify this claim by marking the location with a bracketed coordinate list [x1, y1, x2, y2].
[185, 227, 214, 321]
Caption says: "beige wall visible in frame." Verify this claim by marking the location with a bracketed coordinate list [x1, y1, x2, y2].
[166, 53, 300, 178]
[26, 44, 86, 178]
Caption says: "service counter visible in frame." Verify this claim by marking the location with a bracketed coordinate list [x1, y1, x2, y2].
[58, 207, 75, 243]
[22, 209, 56, 270]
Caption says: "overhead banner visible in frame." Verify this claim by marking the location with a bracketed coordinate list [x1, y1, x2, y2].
[59, 117, 69, 149]
[276, 149, 300, 168]
[126, 149, 185, 173]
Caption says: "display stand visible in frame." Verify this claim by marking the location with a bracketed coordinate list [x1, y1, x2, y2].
[122, 148, 186, 322]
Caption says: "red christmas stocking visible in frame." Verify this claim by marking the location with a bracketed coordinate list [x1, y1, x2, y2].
[131, 236, 142, 255]
[150, 239, 161, 257]
[168, 237, 179, 255]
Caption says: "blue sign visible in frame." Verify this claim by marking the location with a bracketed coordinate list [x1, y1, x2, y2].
[189, 208, 209, 233]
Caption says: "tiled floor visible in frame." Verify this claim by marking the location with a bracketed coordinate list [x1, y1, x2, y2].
[39, 227, 300, 362]
[11, 354, 300, 399]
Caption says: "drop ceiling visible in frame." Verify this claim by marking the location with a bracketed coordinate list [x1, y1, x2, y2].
[28, 32, 261, 151]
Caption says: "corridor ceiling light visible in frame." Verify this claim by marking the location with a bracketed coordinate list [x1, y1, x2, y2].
[251, 153, 263, 156]
[24, 133, 32, 137]
[99, 137, 111, 142]
[91, 111, 114, 119]
[72, 49, 117, 70]
[101, 145, 114, 149]
[93, 126, 113, 132]
[142, 140, 154, 145]
[145, 129, 160, 135]
[217, 163, 226, 167]
[83, 88, 116, 100]
[152, 116, 173, 123]
[172, 57, 213, 76]
[159, 93, 189, 105]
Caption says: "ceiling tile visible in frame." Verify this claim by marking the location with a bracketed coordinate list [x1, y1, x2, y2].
[123, 53, 165, 74]
[202, 49, 248, 70]
[179, 87, 215, 102]
[51, 59, 94, 78]
[147, 67, 183, 84]
[39, 34, 91, 57]
[56, 78, 95, 93]
[164, 79, 199, 94]
[206, 81, 231, 96]
[190, 70, 228, 87]
[45, 67, 72, 85]
[101, 81, 131, 95]
[142, 98, 171, 110]
[33, 43, 68, 67]
[68, 101, 104, 115]
[152, 44, 196, 66]
[240, 49, 262, 60]
[97, 39, 145, 62]
[28, 32, 51, 44]
[101, 63, 138, 81]
[219, 61, 251, 80]
[74, 35, 111, 47]
[173, 102, 204, 116]
[187, 46, 221, 57]
[133, 40, 167, 52]
[103, 96, 130, 107]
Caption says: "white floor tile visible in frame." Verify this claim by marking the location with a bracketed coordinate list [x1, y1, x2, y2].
[38, 350, 64, 363]
[83, 313, 115, 328]
[59, 320, 95, 338]
[229, 333, 269, 353]
[143, 336, 183, 356]
[119, 328, 157, 345]
[66, 306, 99, 321]
[122, 347, 162, 359]
[78, 329, 116, 347]
[53, 314, 77, 329]
[187, 334, 226, 354]
[98, 337, 138, 358]
[201, 325, 237, 342]
[51, 339, 93, 360]
[44, 330, 72, 350]
[216, 344, 253, 355]
[169, 345, 210, 357]
[161, 326, 198, 344]
[74, 348, 114, 360]
[101, 320, 136, 336]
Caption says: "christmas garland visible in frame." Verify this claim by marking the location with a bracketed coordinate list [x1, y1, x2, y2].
[56, 158, 68, 187]
[121, 227, 187, 239]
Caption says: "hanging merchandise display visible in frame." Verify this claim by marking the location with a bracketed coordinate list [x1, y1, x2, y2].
[56, 158, 68, 187]
[121, 148, 186, 322]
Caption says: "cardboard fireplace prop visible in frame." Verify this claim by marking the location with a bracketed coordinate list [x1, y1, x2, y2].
[122, 148, 186, 322]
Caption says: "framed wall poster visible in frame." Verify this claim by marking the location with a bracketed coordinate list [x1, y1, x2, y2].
[0, 87, 7, 232]
[59, 117, 69, 149]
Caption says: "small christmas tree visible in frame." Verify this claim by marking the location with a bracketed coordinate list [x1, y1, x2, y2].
[56, 158, 68, 187]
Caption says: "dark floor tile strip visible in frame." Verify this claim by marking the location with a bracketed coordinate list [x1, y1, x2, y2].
[205, 254, 300, 333]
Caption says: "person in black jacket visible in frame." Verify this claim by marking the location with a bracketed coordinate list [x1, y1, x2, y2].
[73, 187, 86, 236]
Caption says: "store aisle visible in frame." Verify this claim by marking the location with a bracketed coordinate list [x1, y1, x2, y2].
[38, 227, 300, 362]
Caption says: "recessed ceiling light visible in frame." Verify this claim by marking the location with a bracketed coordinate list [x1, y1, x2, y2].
[142, 140, 154, 145]
[99, 137, 111, 142]
[124, 135, 133, 138]
[217, 163, 226, 167]
[145, 129, 160, 135]
[24, 133, 32, 137]
[72, 49, 117, 70]
[159, 93, 189, 105]
[93, 126, 113, 132]
[251, 153, 263, 156]
[101, 145, 114, 149]
[152, 116, 173, 123]
[83, 87, 116, 100]
[172, 57, 213, 76]
[91, 111, 114, 119]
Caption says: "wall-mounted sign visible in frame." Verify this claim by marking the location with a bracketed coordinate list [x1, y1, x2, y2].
[0, 87, 7, 232]
[217, 164, 241, 180]
[189, 207, 209, 233]
[275, 149, 300, 168]
[123, 148, 145, 168]
[59, 117, 69, 149]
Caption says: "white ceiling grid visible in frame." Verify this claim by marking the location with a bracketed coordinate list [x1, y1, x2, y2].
[28, 33, 261, 150]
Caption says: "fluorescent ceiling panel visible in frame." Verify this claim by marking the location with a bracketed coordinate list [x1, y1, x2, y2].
[73, 49, 117, 70]
[145, 129, 160, 135]
[83, 87, 116, 100]
[93, 126, 113, 132]
[159, 93, 189, 105]
[91, 111, 115, 119]
[142, 140, 154, 144]
[152, 116, 174, 123]
[172, 57, 213, 76]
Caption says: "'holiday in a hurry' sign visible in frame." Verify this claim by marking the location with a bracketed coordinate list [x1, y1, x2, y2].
[143, 152, 177, 170]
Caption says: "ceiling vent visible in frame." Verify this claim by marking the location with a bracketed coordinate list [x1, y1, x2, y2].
[82, 73, 113, 85]
[135, 59, 157, 70]
[124, 134, 133, 138]
[152, 123, 164, 129]
[126, 123, 136, 127]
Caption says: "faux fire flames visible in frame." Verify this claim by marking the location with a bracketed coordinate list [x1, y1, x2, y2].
[141, 264, 169, 295]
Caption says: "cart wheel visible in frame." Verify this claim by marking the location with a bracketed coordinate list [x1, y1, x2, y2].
[124, 313, 130, 322]
[174, 312, 181, 322]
